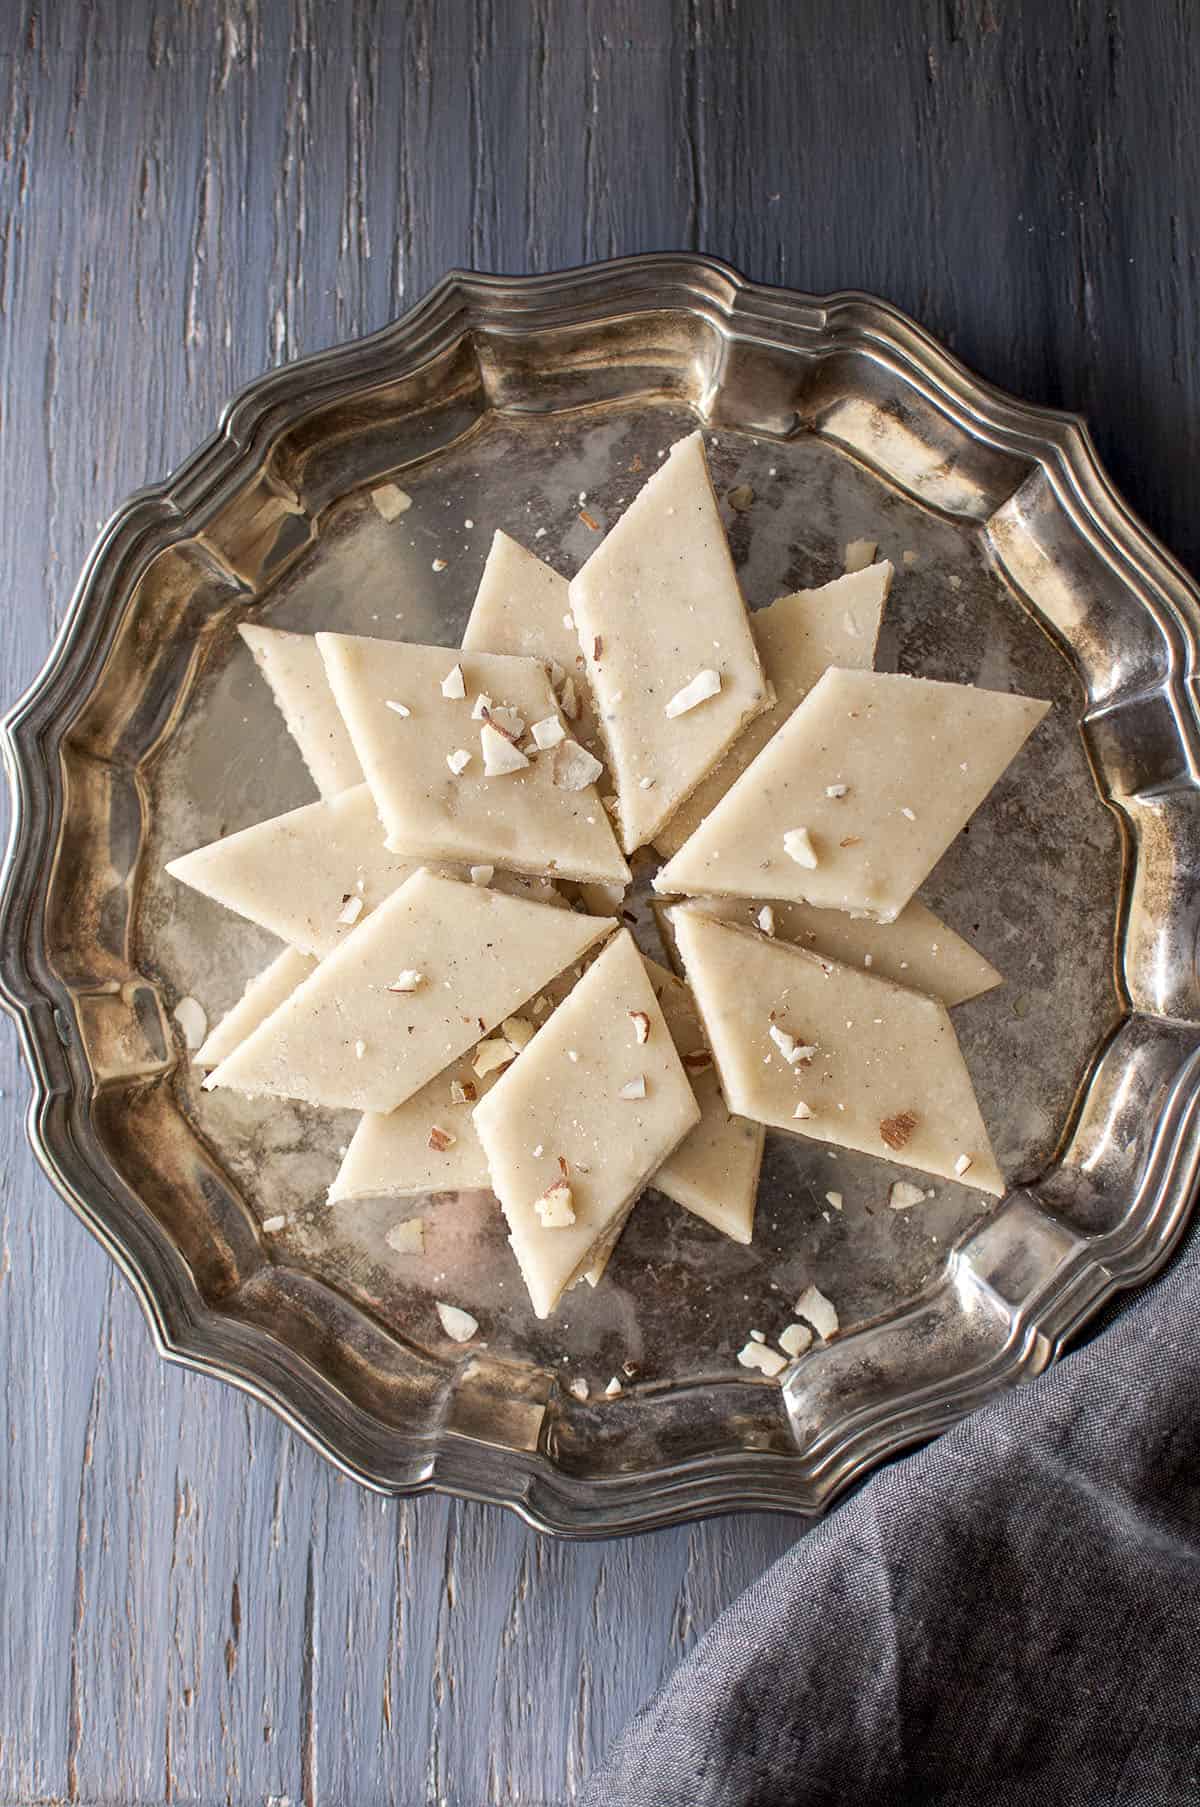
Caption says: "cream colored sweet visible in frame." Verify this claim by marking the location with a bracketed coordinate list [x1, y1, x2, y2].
[206, 870, 615, 1115]
[167, 784, 419, 958]
[461, 530, 604, 764]
[317, 634, 629, 885]
[239, 623, 363, 796]
[567, 431, 771, 853]
[195, 947, 317, 1069]
[473, 930, 700, 1317]
[654, 562, 892, 857]
[329, 1053, 496, 1201]
[653, 893, 1000, 1010]
[670, 907, 1004, 1194]
[656, 669, 1050, 922]
[643, 956, 765, 1243]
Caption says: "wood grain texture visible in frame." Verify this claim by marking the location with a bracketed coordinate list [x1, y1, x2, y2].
[2, 0, 1198, 1800]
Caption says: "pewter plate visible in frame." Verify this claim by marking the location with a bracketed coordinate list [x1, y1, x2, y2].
[5, 255, 1200, 1535]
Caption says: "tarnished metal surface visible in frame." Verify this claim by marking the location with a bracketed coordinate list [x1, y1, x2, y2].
[4, 256, 1200, 1533]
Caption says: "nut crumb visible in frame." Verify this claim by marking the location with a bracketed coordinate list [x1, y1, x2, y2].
[469, 864, 494, 886]
[778, 1322, 813, 1358]
[618, 1075, 647, 1100]
[261, 1214, 287, 1234]
[880, 1110, 918, 1152]
[629, 1010, 651, 1045]
[559, 675, 580, 720]
[481, 722, 531, 776]
[592, 635, 604, 659]
[665, 668, 722, 718]
[757, 905, 775, 935]
[436, 1301, 478, 1342]
[441, 662, 466, 699]
[794, 1283, 839, 1339]
[844, 537, 877, 573]
[579, 509, 600, 531]
[840, 835, 862, 848]
[535, 1178, 575, 1228]
[385, 699, 411, 717]
[385, 1217, 425, 1256]
[431, 558, 448, 573]
[387, 970, 425, 993]
[427, 1124, 456, 1152]
[825, 783, 849, 799]
[901, 806, 916, 821]
[370, 483, 412, 520]
[532, 715, 566, 750]
[604, 1376, 623, 1397]
[737, 1341, 787, 1377]
[446, 748, 472, 775]
[783, 827, 818, 868]
[825, 1190, 843, 1211]
[471, 691, 493, 720]
[553, 739, 604, 791]
[354, 1038, 367, 1059]
[173, 996, 208, 1051]
[889, 1180, 926, 1210]
[568, 1376, 589, 1402]
[449, 1078, 477, 1105]
[473, 1036, 517, 1077]
[954, 1153, 973, 1177]
[337, 894, 365, 925]
[502, 1015, 534, 1051]
[793, 1100, 814, 1120]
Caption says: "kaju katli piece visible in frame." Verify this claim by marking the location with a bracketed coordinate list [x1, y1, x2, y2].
[656, 668, 1050, 922]
[670, 905, 1005, 1195]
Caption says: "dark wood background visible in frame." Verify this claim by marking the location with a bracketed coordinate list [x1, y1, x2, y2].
[2, 3, 1197, 1802]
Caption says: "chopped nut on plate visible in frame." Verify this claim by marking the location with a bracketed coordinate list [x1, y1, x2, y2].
[794, 1283, 839, 1340]
[385, 1217, 425, 1255]
[436, 1302, 478, 1343]
[370, 482, 412, 521]
[737, 1341, 787, 1377]
[778, 1322, 813, 1358]
[889, 1180, 926, 1210]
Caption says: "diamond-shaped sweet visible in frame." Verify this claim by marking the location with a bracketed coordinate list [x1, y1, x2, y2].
[567, 431, 770, 853]
[656, 669, 1050, 922]
[240, 623, 363, 796]
[670, 905, 1004, 1194]
[205, 869, 615, 1115]
[317, 634, 628, 884]
[654, 561, 892, 856]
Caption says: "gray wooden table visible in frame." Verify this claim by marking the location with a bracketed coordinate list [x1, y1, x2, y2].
[3, 4, 1198, 1801]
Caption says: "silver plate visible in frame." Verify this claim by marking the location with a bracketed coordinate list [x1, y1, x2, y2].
[4, 255, 1200, 1536]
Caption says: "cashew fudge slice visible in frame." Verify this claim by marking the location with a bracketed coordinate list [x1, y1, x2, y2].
[195, 948, 317, 1070]
[329, 946, 583, 1204]
[461, 530, 604, 766]
[671, 906, 1004, 1195]
[167, 784, 418, 958]
[167, 785, 565, 958]
[654, 561, 892, 857]
[653, 893, 1000, 1010]
[239, 623, 363, 796]
[656, 669, 1050, 922]
[567, 431, 770, 853]
[643, 955, 765, 1244]
[206, 870, 615, 1115]
[318, 634, 628, 885]
[473, 930, 701, 1317]
[329, 1053, 497, 1201]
